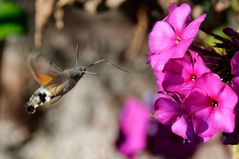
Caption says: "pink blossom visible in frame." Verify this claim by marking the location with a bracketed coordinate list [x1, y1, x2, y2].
[148, 3, 206, 71]
[183, 73, 238, 141]
[162, 50, 210, 97]
[117, 97, 150, 159]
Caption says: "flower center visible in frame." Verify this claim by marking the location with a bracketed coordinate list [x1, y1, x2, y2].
[175, 36, 181, 45]
[211, 100, 218, 107]
[191, 74, 197, 81]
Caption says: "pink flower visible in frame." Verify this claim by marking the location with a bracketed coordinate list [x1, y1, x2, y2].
[116, 97, 150, 159]
[154, 93, 197, 141]
[155, 73, 238, 142]
[183, 73, 238, 141]
[148, 3, 206, 71]
[162, 50, 210, 97]
[231, 51, 239, 75]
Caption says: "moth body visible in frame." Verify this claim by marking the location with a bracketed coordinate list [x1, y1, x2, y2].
[25, 52, 89, 114]
[25, 51, 126, 114]
[65, 67, 86, 82]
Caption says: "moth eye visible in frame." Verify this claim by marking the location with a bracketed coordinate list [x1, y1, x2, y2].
[25, 105, 36, 114]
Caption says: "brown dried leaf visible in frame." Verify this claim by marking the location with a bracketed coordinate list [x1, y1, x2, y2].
[124, 6, 148, 64]
[35, 0, 56, 47]
[105, 0, 126, 9]
[212, 0, 232, 12]
[55, 0, 75, 29]
[84, 0, 102, 14]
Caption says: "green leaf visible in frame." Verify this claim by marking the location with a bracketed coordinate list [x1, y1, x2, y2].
[0, 1, 24, 19]
[0, 23, 24, 40]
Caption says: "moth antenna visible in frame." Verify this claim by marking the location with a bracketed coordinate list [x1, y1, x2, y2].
[83, 71, 99, 75]
[86, 59, 106, 69]
[75, 43, 79, 68]
[105, 60, 129, 73]
[86, 59, 128, 73]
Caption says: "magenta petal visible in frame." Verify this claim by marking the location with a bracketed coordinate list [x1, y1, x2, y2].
[188, 50, 210, 74]
[167, 3, 191, 32]
[192, 108, 219, 138]
[194, 73, 223, 97]
[231, 51, 239, 75]
[154, 96, 181, 124]
[182, 90, 210, 113]
[182, 14, 206, 41]
[148, 47, 176, 71]
[149, 21, 175, 54]
[168, 3, 177, 14]
[162, 56, 190, 93]
[119, 97, 150, 156]
[174, 39, 192, 58]
[219, 83, 238, 111]
[120, 98, 149, 135]
[213, 107, 235, 132]
[171, 116, 194, 140]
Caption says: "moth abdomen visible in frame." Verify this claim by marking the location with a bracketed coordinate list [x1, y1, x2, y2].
[25, 103, 36, 114]
[25, 87, 53, 114]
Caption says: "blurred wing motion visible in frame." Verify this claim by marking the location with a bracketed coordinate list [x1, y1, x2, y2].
[28, 53, 63, 86]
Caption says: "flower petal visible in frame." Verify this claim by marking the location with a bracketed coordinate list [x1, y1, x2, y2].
[189, 50, 211, 74]
[192, 107, 219, 139]
[181, 14, 206, 41]
[171, 116, 195, 140]
[118, 97, 150, 156]
[162, 56, 190, 94]
[194, 73, 223, 97]
[219, 83, 238, 111]
[168, 3, 177, 14]
[154, 96, 181, 124]
[148, 46, 176, 71]
[149, 21, 175, 54]
[182, 90, 210, 113]
[213, 107, 235, 132]
[167, 3, 191, 32]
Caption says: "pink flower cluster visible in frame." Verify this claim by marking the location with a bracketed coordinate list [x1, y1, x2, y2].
[148, 3, 238, 142]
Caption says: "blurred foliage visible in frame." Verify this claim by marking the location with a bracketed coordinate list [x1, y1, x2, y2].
[233, 145, 239, 159]
[0, 0, 26, 40]
[204, 27, 226, 53]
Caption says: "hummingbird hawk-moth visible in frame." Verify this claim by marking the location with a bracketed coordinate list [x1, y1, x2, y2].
[25, 47, 127, 114]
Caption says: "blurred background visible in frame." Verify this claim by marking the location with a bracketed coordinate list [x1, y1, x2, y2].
[0, 0, 238, 159]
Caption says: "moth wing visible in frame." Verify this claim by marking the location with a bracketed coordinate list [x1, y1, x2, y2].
[44, 75, 78, 96]
[28, 53, 63, 86]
